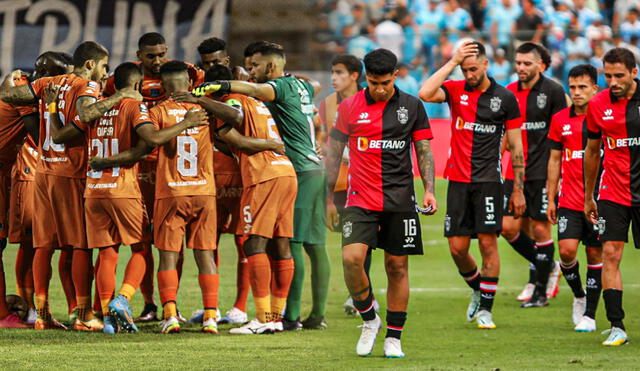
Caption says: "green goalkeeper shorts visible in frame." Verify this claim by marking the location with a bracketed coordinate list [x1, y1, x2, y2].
[292, 170, 327, 245]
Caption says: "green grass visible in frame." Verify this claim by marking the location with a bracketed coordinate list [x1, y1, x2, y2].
[2, 178, 640, 370]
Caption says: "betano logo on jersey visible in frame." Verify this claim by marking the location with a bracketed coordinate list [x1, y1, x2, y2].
[522, 121, 547, 130]
[455, 117, 497, 134]
[357, 137, 406, 151]
[564, 148, 584, 161]
[605, 136, 640, 149]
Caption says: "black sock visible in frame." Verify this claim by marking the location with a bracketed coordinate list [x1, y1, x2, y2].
[459, 267, 480, 291]
[479, 277, 499, 312]
[507, 232, 537, 263]
[528, 263, 536, 284]
[353, 290, 376, 321]
[364, 249, 373, 293]
[534, 240, 554, 296]
[560, 260, 585, 298]
[603, 289, 625, 330]
[386, 311, 407, 339]
[585, 263, 602, 319]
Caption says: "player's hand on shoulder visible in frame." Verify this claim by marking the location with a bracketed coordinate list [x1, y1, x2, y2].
[171, 91, 198, 104]
[184, 108, 209, 127]
[43, 83, 60, 104]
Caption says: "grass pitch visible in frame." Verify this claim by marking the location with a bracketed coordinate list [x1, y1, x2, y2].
[1, 179, 640, 370]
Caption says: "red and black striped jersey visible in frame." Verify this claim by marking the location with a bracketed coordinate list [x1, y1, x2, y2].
[505, 74, 567, 181]
[331, 87, 432, 212]
[587, 81, 640, 207]
[441, 78, 521, 183]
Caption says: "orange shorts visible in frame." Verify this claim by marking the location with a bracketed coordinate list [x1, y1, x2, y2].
[216, 173, 242, 234]
[154, 195, 217, 252]
[236, 176, 297, 239]
[138, 161, 156, 219]
[33, 173, 87, 249]
[0, 172, 10, 239]
[85, 198, 150, 249]
[8, 179, 34, 243]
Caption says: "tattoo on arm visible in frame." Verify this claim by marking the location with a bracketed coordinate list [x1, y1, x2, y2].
[2, 85, 37, 105]
[512, 153, 525, 191]
[326, 138, 346, 193]
[76, 94, 122, 123]
[415, 139, 435, 193]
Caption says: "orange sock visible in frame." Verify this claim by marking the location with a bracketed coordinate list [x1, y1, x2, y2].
[118, 245, 146, 301]
[198, 273, 219, 321]
[0, 254, 9, 319]
[15, 243, 35, 308]
[97, 247, 118, 316]
[158, 269, 178, 319]
[33, 248, 54, 319]
[247, 253, 272, 323]
[270, 258, 294, 321]
[139, 242, 155, 305]
[92, 255, 101, 312]
[72, 248, 94, 320]
[233, 235, 250, 312]
[58, 248, 76, 313]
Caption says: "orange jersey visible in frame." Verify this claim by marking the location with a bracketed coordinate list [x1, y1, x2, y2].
[223, 93, 295, 186]
[85, 98, 147, 199]
[30, 74, 101, 178]
[150, 99, 215, 199]
[103, 61, 205, 108]
[213, 148, 239, 175]
[12, 136, 38, 182]
[0, 77, 36, 173]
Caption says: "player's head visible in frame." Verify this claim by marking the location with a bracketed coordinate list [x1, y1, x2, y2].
[159, 60, 190, 94]
[137, 32, 168, 75]
[205, 64, 233, 82]
[248, 41, 285, 83]
[363, 48, 397, 102]
[602, 47, 638, 98]
[460, 41, 488, 89]
[243, 41, 261, 71]
[114, 62, 143, 92]
[198, 37, 229, 71]
[33, 51, 71, 79]
[567, 64, 598, 109]
[73, 41, 110, 83]
[514, 42, 547, 83]
[331, 54, 362, 94]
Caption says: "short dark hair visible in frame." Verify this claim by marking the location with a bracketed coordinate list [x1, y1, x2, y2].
[250, 41, 285, 58]
[243, 41, 262, 58]
[516, 42, 551, 67]
[568, 64, 598, 84]
[58, 52, 73, 65]
[332, 54, 363, 78]
[205, 64, 233, 81]
[72, 41, 109, 68]
[114, 62, 143, 90]
[138, 32, 165, 50]
[159, 60, 188, 76]
[603, 47, 637, 71]
[469, 41, 486, 57]
[363, 48, 397, 75]
[197, 37, 226, 55]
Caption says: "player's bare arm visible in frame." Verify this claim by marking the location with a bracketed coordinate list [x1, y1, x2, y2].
[506, 127, 526, 217]
[22, 113, 39, 144]
[546, 148, 562, 224]
[0, 71, 37, 105]
[419, 41, 479, 103]
[217, 124, 284, 155]
[41, 83, 83, 144]
[172, 93, 243, 127]
[193, 80, 276, 102]
[138, 108, 209, 147]
[325, 136, 346, 230]
[90, 138, 152, 170]
[583, 137, 602, 224]
[415, 139, 437, 215]
[75, 88, 142, 123]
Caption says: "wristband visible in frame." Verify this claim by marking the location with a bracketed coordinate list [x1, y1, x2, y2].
[48, 102, 57, 114]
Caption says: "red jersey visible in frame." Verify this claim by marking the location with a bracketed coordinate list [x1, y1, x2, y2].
[547, 106, 588, 211]
[85, 98, 147, 199]
[12, 136, 38, 182]
[586, 82, 640, 206]
[30, 74, 101, 178]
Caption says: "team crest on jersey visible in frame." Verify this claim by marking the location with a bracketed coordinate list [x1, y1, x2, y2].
[444, 215, 451, 232]
[537, 93, 547, 109]
[397, 106, 409, 124]
[150, 89, 161, 97]
[597, 217, 606, 234]
[343, 221, 353, 238]
[489, 97, 502, 112]
[558, 216, 568, 233]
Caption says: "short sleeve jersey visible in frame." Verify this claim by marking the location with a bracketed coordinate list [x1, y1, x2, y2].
[84, 98, 148, 199]
[331, 87, 433, 212]
[441, 78, 521, 183]
[265, 75, 322, 173]
[213, 145, 240, 176]
[222, 93, 296, 187]
[12, 136, 38, 182]
[547, 106, 589, 211]
[0, 77, 36, 173]
[586, 81, 640, 207]
[30, 73, 101, 178]
[149, 100, 215, 199]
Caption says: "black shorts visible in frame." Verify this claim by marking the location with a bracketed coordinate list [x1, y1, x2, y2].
[503, 179, 548, 221]
[557, 207, 601, 247]
[445, 181, 503, 237]
[341, 206, 423, 256]
[597, 200, 640, 247]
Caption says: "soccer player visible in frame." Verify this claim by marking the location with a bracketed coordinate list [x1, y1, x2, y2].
[503, 42, 568, 307]
[327, 48, 436, 358]
[0, 41, 133, 330]
[193, 41, 330, 330]
[198, 36, 250, 81]
[584, 47, 640, 346]
[420, 41, 526, 329]
[546, 64, 602, 333]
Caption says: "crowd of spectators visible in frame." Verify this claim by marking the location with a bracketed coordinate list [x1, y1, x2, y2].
[310, 0, 640, 118]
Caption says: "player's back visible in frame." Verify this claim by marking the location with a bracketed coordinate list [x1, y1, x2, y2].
[152, 99, 214, 199]
[12, 136, 38, 182]
[225, 93, 295, 186]
[85, 98, 145, 199]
